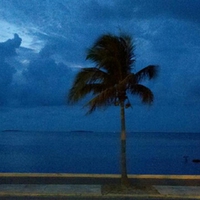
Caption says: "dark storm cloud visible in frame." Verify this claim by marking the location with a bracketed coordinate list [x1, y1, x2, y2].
[80, 1, 116, 22]
[0, 62, 16, 105]
[0, 0, 200, 131]
[1, 1, 200, 99]
[69, 0, 200, 27]
[0, 34, 74, 107]
[0, 34, 22, 105]
[20, 45, 74, 106]
[39, 44, 57, 58]
[38, 38, 84, 64]
[0, 33, 22, 60]
[110, 0, 200, 23]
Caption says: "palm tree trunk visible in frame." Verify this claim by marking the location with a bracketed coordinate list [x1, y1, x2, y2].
[120, 102, 129, 185]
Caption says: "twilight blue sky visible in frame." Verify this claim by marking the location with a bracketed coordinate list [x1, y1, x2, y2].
[0, 0, 200, 132]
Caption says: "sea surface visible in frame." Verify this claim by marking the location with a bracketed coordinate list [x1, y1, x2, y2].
[0, 131, 200, 175]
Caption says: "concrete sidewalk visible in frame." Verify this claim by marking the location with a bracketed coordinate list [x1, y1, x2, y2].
[0, 184, 200, 199]
[0, 174, 199, 199]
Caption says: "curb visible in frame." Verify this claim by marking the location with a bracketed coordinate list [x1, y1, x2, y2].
[0, 192, 200, 199]
[0, 173, 199, 185]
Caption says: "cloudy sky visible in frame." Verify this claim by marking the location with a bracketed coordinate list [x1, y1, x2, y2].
[0, 0, 200, 132]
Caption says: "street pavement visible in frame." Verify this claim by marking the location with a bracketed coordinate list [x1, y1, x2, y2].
[0, 174, 199, 199]
[0, 184, 199, 200]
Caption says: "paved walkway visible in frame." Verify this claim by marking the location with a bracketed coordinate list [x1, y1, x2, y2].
[155, 185, 200, 196]
[0, 184, 101, 195]
[0, 174, 199, 199]
[0, 184, 199, 199]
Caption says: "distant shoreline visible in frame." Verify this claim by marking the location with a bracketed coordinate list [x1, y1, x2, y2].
[1, 130, 200, 134]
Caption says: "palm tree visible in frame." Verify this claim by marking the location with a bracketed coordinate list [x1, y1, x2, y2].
[68, 33, 158, 185]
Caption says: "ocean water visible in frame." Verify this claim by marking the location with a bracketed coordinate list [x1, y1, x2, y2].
[0, 131, 199, 175]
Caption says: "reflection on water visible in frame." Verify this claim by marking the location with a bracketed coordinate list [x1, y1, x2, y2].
[0, 131, 200, 174]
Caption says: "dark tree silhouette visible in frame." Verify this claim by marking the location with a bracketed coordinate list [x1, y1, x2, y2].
[68, 33, 158, 185]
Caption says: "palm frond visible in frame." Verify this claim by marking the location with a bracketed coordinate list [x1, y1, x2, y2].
[135, 65, 159, 82]
[129, 84, 154, 104]
[68, 68, 108, 104]
[74, 67, 107, 85]
[68, 83, 105, 104]
[119, 34, 135, 68]
[86, 33, 135, 78]
[68, 33, 158, 114]
[84, 86, 117, 114]
[119, 73, 137, 88]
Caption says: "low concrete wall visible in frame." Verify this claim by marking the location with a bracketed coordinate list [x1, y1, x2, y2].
[0, 173, 199, 186]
